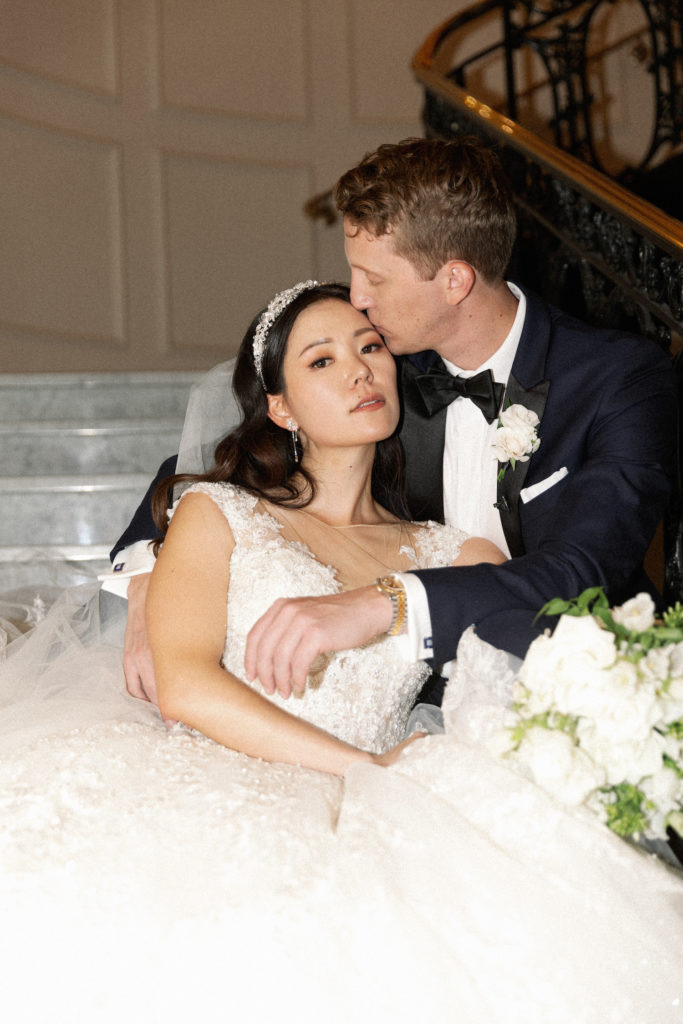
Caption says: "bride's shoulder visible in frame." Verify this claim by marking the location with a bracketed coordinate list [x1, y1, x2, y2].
[402, 520, 469, 569]
[171, 483, 266, 535]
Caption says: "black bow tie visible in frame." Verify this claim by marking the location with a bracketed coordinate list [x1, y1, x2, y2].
[414, 364, 504, 423]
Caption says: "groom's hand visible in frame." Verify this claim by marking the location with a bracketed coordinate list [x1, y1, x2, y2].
[244, 586, 394, 699]
[123, 573, 177, 725]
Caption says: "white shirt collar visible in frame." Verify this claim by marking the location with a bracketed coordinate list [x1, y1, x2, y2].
[441, 281, 526, 384]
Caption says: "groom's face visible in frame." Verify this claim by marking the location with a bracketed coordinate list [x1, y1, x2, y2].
[344, 217, 450, 357]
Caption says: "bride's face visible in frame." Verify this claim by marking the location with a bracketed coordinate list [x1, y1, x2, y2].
[270, 298, 399, 452]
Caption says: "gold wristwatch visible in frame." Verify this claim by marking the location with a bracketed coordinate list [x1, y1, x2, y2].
[375, 575, 407, 636]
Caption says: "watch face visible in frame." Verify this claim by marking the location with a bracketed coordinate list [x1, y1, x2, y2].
[378, 578, 397, 593]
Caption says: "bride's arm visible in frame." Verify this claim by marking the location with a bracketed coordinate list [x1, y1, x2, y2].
[453, 537, 507, 566]
[146, 492, 374, 776]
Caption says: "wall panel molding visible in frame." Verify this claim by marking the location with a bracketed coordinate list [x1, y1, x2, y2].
[1, 0, 435, 372]
[0, 0, 119, 99]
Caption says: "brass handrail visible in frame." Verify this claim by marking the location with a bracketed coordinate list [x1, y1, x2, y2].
[413, 53, 683, 257]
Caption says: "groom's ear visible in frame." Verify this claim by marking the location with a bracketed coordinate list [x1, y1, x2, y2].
[443, 260, 476, 306]
[266, 392, 292, 430]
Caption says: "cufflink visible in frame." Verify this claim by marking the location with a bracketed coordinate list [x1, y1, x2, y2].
[113, 563, 125, 572]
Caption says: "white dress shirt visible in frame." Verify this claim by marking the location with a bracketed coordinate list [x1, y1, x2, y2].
[400, 283, 527, 661]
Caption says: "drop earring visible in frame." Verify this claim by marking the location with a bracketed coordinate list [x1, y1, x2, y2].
[286, 418, 299, 463]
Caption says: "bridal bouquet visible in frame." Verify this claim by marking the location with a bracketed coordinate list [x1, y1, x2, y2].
[496, 588, 683, 842]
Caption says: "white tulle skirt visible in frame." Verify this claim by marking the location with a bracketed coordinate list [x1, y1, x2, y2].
[0, 585, 681, 1024]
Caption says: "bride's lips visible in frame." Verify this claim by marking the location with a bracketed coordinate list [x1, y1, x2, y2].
[351, 393, 385, 412]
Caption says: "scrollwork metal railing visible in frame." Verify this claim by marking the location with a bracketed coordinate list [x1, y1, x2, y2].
[412, 1, 683, 351]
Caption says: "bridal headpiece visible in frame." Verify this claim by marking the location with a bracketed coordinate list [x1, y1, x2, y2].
[253, 280, 320, 389]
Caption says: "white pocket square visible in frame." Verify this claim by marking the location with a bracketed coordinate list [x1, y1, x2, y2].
[520, 467, 568, 504]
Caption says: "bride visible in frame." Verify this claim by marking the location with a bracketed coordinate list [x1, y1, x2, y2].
[146, 279, 501, 771]
[0, 282, 680, 1024]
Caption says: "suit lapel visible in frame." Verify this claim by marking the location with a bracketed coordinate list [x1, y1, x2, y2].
[495, 374, 550, 557]
[493, 287, 554, 556]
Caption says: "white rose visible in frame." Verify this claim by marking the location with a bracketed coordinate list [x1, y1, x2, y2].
[500, 404, 540, 433]
[579, 725, 665, 784]
[491, 405, 540, 465]
[514, 727, 604, 805]
[611, 593, 656, 632]
[656, 688, 683, 728]
[574, 672, 660, 746]
[518, 615, 618, 717]
[668, 642, 683, 678]
[661, 732, 682, 761]
[491, 426, 532, 463]
[551, 614, 617, 667]
[638, 646, 671, 684]
[641, 766, 681, 808]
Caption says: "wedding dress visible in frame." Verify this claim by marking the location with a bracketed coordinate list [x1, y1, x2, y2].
[0, 483, 681, 1024]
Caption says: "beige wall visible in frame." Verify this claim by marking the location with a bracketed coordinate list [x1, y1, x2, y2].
[0, 1, 655, 374]
[0, 0, 461, 373]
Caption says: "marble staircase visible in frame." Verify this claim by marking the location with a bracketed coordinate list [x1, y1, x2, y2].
[0, 372, 201, 612]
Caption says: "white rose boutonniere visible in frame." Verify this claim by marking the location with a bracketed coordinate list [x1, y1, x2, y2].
[492, 404, 540, 482]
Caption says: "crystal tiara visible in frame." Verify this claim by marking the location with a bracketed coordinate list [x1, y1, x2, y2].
[253, 280, 320, 389]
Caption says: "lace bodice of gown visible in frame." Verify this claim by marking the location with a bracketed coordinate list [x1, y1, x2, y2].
[172, 483, 467, 753]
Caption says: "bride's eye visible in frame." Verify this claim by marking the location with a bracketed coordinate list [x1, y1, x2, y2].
[361, 341, 383, 354]
[310, 356, 332, 369]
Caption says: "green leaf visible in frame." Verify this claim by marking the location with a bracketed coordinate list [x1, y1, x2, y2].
[665, 719, 683, 740]
[535, 597, 572, 620]
[534, 586, 609, 624]
[602, 782, 652, 838]
[663, 753, 683, 779]
[662, 602, 683, 629]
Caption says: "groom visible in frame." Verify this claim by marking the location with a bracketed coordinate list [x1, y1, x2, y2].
[109, 137, 676, 705]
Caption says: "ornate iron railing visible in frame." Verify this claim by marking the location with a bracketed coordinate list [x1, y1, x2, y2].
[413, 1, 683, 351]
[436, 0, 683, 177]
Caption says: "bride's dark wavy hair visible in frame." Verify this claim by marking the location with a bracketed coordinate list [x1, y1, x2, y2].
[151, 282, 406, 544]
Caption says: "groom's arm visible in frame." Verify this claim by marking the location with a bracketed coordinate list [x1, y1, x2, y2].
[101, 455, 177, 714]
[110, 455, 178, 564]
[415, 339, 678, 661]
[244, 332, 677, 684]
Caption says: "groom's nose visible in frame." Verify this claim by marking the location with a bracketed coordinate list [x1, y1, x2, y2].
[349, 274, 373, 311]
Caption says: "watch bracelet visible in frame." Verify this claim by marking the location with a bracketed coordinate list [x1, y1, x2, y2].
[374, 575, 407, 636]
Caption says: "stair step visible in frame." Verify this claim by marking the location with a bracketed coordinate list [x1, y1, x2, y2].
[0, 372, 201, 421]
[0, 419, 182, 476]
[0, 474, 152, 547]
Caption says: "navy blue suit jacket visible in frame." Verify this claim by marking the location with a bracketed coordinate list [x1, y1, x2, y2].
[399, 286, 677, 660]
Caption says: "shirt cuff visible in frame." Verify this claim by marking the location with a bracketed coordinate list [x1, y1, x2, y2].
[394, 571, 434, 662]
[98, 540, 156, 598]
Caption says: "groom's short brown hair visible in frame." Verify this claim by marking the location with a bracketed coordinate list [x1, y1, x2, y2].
[335, 137, 516, 284]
